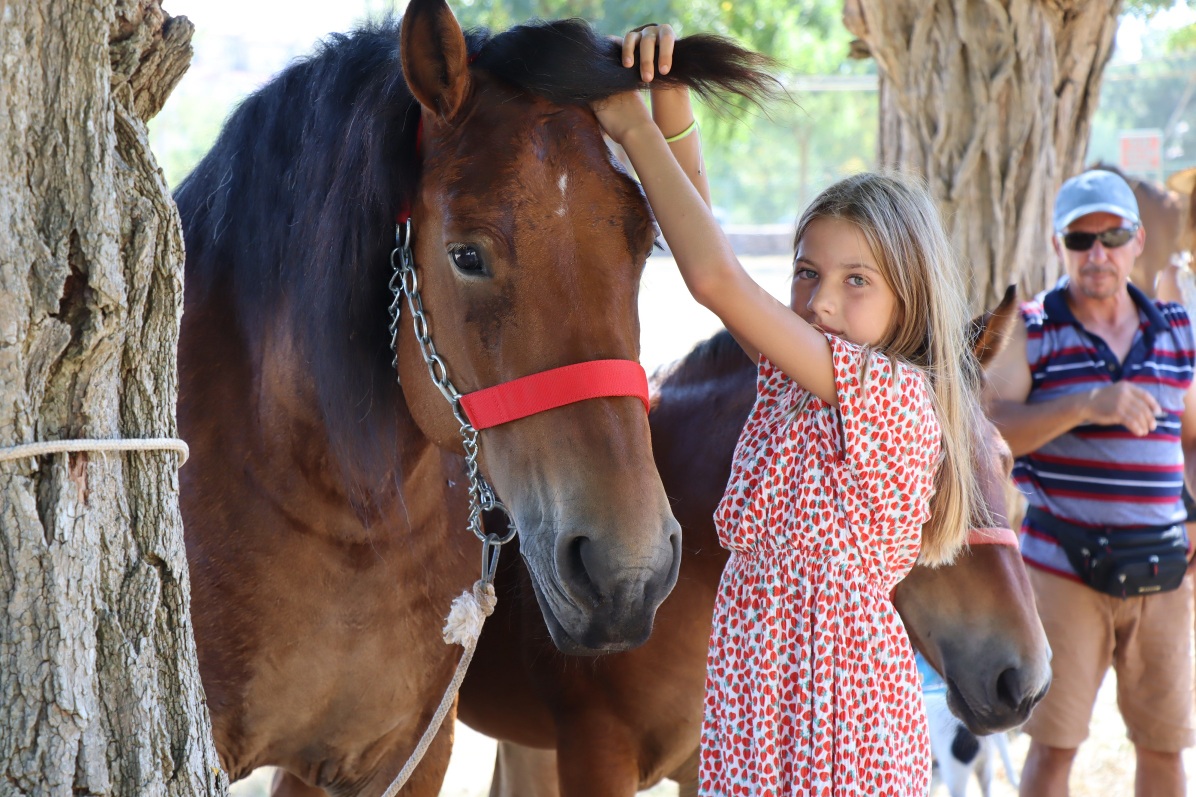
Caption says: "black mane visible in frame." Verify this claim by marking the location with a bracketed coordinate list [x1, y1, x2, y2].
[175, 16, 776, 477]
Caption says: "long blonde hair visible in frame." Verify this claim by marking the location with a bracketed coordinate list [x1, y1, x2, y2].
[794, 171, 984, 565]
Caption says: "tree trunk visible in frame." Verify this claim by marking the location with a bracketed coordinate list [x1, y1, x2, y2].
[0, 3, 225, 795]
[843, 0, 1123, 309]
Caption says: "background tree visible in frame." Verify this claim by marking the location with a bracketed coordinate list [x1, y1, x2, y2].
[0, 3, 226, 795]
[843, 0, 1133, 307]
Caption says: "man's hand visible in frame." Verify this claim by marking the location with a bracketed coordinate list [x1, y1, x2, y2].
[1085, 382, 1163, 436]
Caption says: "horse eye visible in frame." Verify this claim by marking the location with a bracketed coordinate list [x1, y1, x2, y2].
[449, 245, 486, 275]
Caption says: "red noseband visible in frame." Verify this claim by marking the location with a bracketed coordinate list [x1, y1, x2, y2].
[460, 360, 650, 431]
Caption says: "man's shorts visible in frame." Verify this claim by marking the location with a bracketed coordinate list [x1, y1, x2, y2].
[1023, 567, 1195, 752]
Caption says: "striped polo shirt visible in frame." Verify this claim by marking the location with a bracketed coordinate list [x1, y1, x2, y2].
[1016, 282, 1195, 578]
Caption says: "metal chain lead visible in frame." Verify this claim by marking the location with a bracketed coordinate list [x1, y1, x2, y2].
[389, 220, 516, 583]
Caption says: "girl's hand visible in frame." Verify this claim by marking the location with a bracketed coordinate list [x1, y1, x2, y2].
[591, 91, 654, 146]
[621, 24, 676, 83]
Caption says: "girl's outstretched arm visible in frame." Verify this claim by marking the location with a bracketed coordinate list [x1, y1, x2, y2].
[619, 25, 711, 208]
[594, 91, 836, 405]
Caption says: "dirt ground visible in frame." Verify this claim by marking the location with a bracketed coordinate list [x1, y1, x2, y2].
[227, 256, 1196, 796]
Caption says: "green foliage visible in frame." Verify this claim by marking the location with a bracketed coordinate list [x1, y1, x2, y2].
[1166, 22, 1196, 51]
[697, 90, 876, 224]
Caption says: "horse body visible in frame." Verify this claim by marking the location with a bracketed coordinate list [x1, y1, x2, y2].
[176, 3, 774, 793]
[459, 297, 1051, 797]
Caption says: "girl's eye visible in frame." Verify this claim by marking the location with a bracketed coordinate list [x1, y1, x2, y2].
[449, 245, 486, 275]
[795, 268, 818, 280]
[847, 275, 868, 287]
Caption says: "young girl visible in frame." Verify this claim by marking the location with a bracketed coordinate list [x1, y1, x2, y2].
[597, 26, 983, 797]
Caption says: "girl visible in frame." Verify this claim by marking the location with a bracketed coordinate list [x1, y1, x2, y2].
[596, 26, 983, 797]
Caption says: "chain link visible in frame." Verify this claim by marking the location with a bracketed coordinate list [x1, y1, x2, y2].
[388, 221, 517, 578]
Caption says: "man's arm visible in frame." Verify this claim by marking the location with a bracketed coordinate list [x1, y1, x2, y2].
[983, 321, 1089, 457]
[982, 319, 1163, 457]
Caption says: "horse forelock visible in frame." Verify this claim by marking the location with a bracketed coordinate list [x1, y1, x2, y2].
[472, 18, 779, 108]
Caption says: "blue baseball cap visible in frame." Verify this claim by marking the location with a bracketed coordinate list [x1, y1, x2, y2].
[1053, 170, 1140, 232]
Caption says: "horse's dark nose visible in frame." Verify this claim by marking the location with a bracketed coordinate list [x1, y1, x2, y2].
[554, 519, 682, 615]
[996, 664, 1051, 717]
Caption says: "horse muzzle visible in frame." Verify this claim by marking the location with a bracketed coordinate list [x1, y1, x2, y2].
[519, 512, 683, 654]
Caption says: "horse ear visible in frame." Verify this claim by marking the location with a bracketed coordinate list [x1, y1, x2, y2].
[969, 284, 1018, 367]
[401, 0, 471, 122]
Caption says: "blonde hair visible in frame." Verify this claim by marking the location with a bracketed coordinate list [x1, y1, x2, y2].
[793, 171, 984, 565]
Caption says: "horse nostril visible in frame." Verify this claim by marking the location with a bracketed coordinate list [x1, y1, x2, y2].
[558, 533, 599, 607]
[995, 666, 1022, 710]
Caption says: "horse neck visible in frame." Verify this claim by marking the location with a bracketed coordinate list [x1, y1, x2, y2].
[179, 285, 435, 541]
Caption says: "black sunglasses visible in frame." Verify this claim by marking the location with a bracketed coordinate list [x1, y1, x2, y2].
[1060, 225, 1138, 252]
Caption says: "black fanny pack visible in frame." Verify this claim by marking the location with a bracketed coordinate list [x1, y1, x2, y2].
[1027, 506, 1189, 598]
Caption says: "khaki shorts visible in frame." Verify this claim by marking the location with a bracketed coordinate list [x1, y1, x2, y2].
[1024, 567, 1195, 752]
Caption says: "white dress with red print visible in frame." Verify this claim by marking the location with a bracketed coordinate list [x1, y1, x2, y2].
[699, 335, 941, 797]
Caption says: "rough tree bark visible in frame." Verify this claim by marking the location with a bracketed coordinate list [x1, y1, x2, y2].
[0, 2, 226, 795]
[843, 0, 1123, 308]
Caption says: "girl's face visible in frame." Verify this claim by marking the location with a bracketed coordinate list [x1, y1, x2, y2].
[790, 217, 899, 347]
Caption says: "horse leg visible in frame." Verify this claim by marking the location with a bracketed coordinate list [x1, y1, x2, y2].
[489, 741, 561, 797]
[667, 746, 701, 797]
[270, 769, 328, 797]
[555, 718, 640, 797]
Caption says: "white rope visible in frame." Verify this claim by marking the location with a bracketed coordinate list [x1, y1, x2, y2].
[0, 438, 190, 467]
[379, 580, 497, 797]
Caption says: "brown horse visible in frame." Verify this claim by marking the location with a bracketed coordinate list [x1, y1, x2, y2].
[1090, 163, 1190, 294]
[174, 3, 773, 795]
[458, 291, 1052, 797]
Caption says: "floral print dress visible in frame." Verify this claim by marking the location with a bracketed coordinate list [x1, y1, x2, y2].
[699, 335, 941, 797]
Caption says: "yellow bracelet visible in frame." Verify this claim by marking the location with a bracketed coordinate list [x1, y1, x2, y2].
[664, 119, 699, 143]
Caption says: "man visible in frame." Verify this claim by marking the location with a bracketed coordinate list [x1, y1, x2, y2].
[985, 169, 1196, 797]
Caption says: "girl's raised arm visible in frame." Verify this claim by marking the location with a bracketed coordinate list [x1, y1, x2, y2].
[620, 25, 712, 209]
[594, 81, 836, 405]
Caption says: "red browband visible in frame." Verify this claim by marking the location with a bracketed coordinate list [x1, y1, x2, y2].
[966, 527, 1019, 547]
[460, 360, 650, 431]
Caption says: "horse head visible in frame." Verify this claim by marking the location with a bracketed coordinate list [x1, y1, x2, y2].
[893, 286, 1052, 734]
[396, 0, 775, 653]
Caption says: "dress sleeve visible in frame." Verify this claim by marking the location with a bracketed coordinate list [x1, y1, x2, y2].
[829, 336, 942, 531]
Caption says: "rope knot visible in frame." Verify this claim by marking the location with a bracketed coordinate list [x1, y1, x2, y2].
[441, 580, 497, 647]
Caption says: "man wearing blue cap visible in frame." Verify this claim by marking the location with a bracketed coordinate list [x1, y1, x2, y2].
[986, 169, 1196, 796]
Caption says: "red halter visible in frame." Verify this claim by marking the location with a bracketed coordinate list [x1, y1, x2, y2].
[461, 360, 650, 430]
[394, 113, 649, 431]
[966, 527, 1020, 547]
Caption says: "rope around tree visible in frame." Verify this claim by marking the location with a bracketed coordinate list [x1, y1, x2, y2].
[0, 438, 190, 466]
